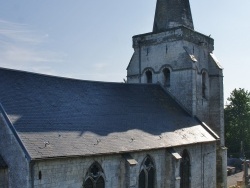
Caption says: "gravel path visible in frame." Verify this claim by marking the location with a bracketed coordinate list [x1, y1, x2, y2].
[227, 171, 244, 187]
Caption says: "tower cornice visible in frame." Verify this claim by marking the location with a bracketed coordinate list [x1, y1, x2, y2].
[133, 26, 214, 51]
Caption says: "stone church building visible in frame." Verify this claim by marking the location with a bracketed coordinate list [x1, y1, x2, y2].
[0, 0, 227, 187]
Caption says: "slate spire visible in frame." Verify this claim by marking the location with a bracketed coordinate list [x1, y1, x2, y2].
[153, 0, 194, 32]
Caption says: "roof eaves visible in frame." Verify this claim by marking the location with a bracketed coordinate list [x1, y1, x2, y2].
[28, 138, 216, 161]
[0, 103, 32, 161]
[126, 52, 135, 70]
[210, 53, 223, 70]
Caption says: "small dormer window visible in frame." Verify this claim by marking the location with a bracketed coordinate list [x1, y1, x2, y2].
[163, 68, 170, 87]
[146, 70, 152, 84]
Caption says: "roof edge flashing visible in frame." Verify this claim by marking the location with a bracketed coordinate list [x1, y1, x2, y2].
[0, 103, 31, 161]
[195, 116, 220, 140]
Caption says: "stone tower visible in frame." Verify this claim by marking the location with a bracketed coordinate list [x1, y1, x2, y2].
[127, 0, 227, 187]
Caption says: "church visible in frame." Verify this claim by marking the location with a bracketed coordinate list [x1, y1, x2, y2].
[0, 0, 227, 187]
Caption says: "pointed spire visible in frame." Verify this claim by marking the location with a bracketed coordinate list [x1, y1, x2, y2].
[153, 0, 194, 32]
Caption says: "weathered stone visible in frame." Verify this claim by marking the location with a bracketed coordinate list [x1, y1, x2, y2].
[127, 0, 227, 187]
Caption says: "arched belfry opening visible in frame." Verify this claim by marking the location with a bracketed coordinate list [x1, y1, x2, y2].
[146, 70, 153, 84]
[163, 68, 170, 86]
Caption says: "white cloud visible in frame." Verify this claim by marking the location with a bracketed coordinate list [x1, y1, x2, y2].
[0, 19, 43, 45]
[0, 19, 65, 73]
[93, 63, 110, 70]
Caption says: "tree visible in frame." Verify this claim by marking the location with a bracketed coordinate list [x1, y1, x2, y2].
[225, 88, 250, 158]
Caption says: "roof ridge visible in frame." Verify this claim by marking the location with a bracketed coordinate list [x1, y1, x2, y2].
[0, 67, 162, 87]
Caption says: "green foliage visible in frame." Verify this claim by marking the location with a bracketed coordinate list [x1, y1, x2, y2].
[225, 88, 250, 158]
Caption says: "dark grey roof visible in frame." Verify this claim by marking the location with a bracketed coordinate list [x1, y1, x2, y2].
[0, 68, 216, 160]
[0, 155, 7, 169]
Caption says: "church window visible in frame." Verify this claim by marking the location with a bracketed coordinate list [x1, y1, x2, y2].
[180, 150, 191, 188]
[163, 68, 170, 87]
[146, 70, 152, 84]
[38, 171, 42, 180]
[139, 156, 155, 188]
[83, 162, 105, 188]
[202, 72, 206, 98]
[146, 48, 150, 56]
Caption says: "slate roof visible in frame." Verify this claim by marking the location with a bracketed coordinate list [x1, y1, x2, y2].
[0, 67, 217, 160]
[0, 155, 7, 169]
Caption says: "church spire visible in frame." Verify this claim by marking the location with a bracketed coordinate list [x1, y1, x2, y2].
[153, 0, 194, 33]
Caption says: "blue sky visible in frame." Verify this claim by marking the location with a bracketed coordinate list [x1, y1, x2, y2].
[0, 1, 249, 102]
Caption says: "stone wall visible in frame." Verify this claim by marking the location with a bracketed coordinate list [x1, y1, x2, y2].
[127, 27, 224, 140]
[0, 110, 217, 188]
[127, 26, 225, 187]
[32, 143, 216, 188]
[127, 27, 214, 119]
[0, 113, 31, 188]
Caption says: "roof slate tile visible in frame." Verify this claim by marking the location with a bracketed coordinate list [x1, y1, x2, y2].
[0, 68, 216, 160]
[0, 155, 7, 169]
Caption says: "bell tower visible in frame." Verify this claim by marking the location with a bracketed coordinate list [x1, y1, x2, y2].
[127, 0, 227, 187]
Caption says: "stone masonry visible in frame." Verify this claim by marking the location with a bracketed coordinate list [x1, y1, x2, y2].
[31, 144, 216, 188]
[0, 114, 31, 188]
[127, 0, 227, 187]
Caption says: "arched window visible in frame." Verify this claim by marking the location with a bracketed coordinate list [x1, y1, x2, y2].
[146, 70, 152, 84]
[180, 150, 191, 188]
[163, 68, 170, 86]
[202, 72, 206, 98]
[139, 156, 155, 188]
[83, 162, 105, 188]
